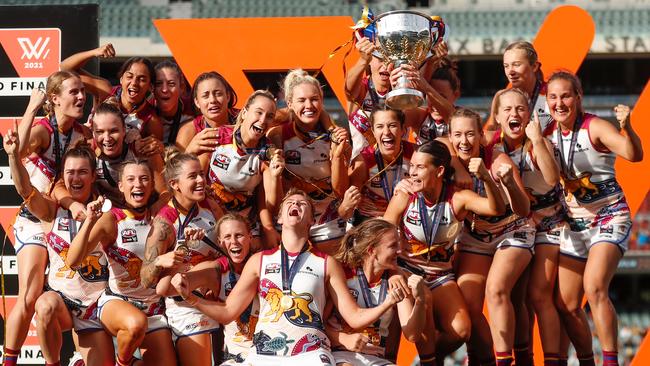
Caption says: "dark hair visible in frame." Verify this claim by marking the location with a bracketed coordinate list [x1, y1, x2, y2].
[234, 90, 276, 129]
[449, 107, 482, 132]
[504, 41, 543, 81]
[191, 71, 238, 110]
[547, 70, 584, 114]
[336, 219, 397, 268]
[62, 139, 97, 172]
[431, 58, 460, 93]
[417, 140, 455, 181]
[369, 107, 406, 128]
[94, 101, 125, 126]
[118, 57, 155, 86]
[154, 60, 182, 78]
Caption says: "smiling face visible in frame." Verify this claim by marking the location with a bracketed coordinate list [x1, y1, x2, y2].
[288, 83, 322, 126]
[369, 56, 390, 91]
[63, 156, 95, 203]
[194, 77, 230, 122]
[503, 48, 538, 90]
[408, 151, 443, 192]
[219, 219, 252, 265]
[278, 193, 314, 228]
[51, 77, 86, 120]
[93, 112, 125, 158]
[154, 67, 182, 116]
[118, 163, 153, 208]
[169, 159, 205, 203]
[496, 91, 529, 141]
[372, 110, 403, 157]
[546, 78, 580, 125]
[368, 228, 401, 270]
[241, 96, 276, 144]
[119, 62, 152, 106]
[449, 116, 481, 162]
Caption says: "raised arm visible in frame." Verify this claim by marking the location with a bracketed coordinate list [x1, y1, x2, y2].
[327, 257, 402, 330]
[383, 187, 411, 225]
[4, 120, 56, 221]
[395, 274, 427, 342]
[345, 37, 374, 104]
[330, 127, 351, 198]
[140, 216, 183, 289]
[455, 157, 506, 219]
[66, 197, 114, 268]
[591, 105, 643, 162]
[262, 149, 285, 214]
[492, 152, 530, 217]
[60, 44, 115, 100]
[527, 111, 560, 186]
[17, 90, 50, 159]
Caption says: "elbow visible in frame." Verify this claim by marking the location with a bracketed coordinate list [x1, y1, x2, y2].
[404, 332, 422, 343]
[630, 150, 644, 163]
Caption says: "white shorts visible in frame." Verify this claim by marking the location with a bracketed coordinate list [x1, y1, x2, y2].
[166, 300, 220, 339]
[534, 227, 562, 246]
[243, 349, 336, 366]
[458, 219, 536, 256]
[560, 213, 631, 260]
[13, 214, 47, 254]
[333, 351, 395, 366]
[309, 218, 346, 244]
[97, 291, 169, 333]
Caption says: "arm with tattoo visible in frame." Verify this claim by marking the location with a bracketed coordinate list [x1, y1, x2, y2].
[140, 216, 180, 289]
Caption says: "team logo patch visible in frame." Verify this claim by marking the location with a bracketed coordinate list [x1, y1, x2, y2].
[319, 353, 333, 365]
[370, 176, 382, 188]
[349, 288, 359, 299]
[57, 218, 70, 232]
[213, 154, 231, 170]
[599, 226, 613, 234]
[121, 228, 138, 243]
[291, 334, 323, 356]
[225, 280, 235, 296]
[405, 209, 420, 225]
[265, 263, 280, 274]
[258, 278, 323, 329]
[513, 231, 529, 241]
[285, 150, 301, 164]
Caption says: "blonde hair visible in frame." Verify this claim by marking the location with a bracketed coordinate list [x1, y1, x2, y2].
[44, 71, 81, 115]
[490, 88, 530, 124]
[216, 213, 252, 238]
[282, 69, 322, 104]
[449, 107, 483, 132]
[279, 187, 315, 220]
[504, 41, 543, 81]
[335, 219, 397, 268]
[162, 146, 199, 189]
[233, 90, 276, 130]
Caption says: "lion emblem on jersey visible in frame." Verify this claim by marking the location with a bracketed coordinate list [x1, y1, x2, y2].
[56, 248, 108, 281]
[119, 257, 143, 289]
[209, 181, 251, 211]
[265, 287, 313, 323]
[561, 173, 598, 202]
[258, 278, 323, 329]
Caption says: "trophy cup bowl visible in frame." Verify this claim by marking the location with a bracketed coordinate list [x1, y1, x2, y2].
[375, 10, 435, 110]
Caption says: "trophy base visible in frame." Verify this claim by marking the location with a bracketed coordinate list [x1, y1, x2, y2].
[386, 88, 424, 110]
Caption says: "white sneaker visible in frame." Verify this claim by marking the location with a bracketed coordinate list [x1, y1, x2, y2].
[68, 351, 85, 366]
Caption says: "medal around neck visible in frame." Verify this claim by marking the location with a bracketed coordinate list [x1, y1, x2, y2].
[101, 198, 112, 213]
[280, 294, 293, 310]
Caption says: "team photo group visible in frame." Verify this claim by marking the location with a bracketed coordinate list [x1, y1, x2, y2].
[0, 9, 644, 366]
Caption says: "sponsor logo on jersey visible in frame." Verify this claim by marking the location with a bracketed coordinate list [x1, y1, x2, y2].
[265, 262, 280, 274]
[57, 217, 70, 232]
[121, 228, 138, 243]
[285, 150, 301, 164]
[405, 209, 420, 225]
[213, 154, 231, 170]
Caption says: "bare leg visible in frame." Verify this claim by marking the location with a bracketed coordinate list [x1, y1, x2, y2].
[528, 244, 562, 354]
[34, 292, 73, 363]
[99, 299, 147, 363]
[140, 329, 177, 366]
[176, 333, 213, 366]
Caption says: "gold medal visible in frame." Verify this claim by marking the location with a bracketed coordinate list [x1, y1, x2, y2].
[176, 240, 189, 257]
[280, 294, 293, 310]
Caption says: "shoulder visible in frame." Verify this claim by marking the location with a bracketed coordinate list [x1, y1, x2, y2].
[217, 125, 234, 145]
[155, 204, 178, 226]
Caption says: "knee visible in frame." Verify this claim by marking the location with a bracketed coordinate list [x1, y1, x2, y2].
[554, 296, 582, 319]
[452, 319, 471, 342]
[123, 313, 147, 340]
[486, 281, 510, 307]
[584, 282, 609, 305]
[528, 284, 552, 308]
[34, 297, 57, 325]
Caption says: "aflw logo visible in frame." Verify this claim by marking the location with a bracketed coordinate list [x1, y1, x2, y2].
[17, 37, 51, 60]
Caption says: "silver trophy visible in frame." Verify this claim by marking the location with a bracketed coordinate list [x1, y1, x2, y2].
[375, 10, 437, 110]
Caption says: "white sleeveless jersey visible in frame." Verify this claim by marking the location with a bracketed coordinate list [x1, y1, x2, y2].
[357, 143, 413, 219]
[400, 192, 462, 276]
[103, 208, 161, 310]
[492, 137, 563, 231]
[208, 125, 264, 214]
[348, 76, 387, 159]
[546, 113, 627, 219]
[157, 200, 222, 314]
[281, 123, 339, 227]
[217, 256, 260, 361]
[417, 115, 449, 145]
[530, 84, 553, 133]
[328, 267, 393, 357]
[25, 117, 87, 193]
[255, 247, 330, 357]
[47, 207, 108, 307]
[95, 144, 137, 206]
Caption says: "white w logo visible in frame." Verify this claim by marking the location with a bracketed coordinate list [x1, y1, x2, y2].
[17, 37, 50, 60]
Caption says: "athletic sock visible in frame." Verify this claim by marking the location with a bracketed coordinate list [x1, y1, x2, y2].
[419, 352, 436, 366]
[543, 353, 560, 366]
[577, 353, 595, 366]
[514, 343, 532, 366]
[467, 351, 479, 366]
[602, 351, 619, 366]
[115, 356, 132, 366]
[558, 355, 568, 366]
[2, 348, 20, 366]
[495, 351, 513, 366]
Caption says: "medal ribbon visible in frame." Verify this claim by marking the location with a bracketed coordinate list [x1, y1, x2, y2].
[50, 114, 74, 176]
[67, 210, 79, 243]
[417, 184, 446, 260]
[374, 146, 403, 201]
[173, 200, 198, 242]
[356, 267, 387, 308]
[556, 113, 583, 180]
[101, 142, 130, 188]
[280, 242, 310, 295]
